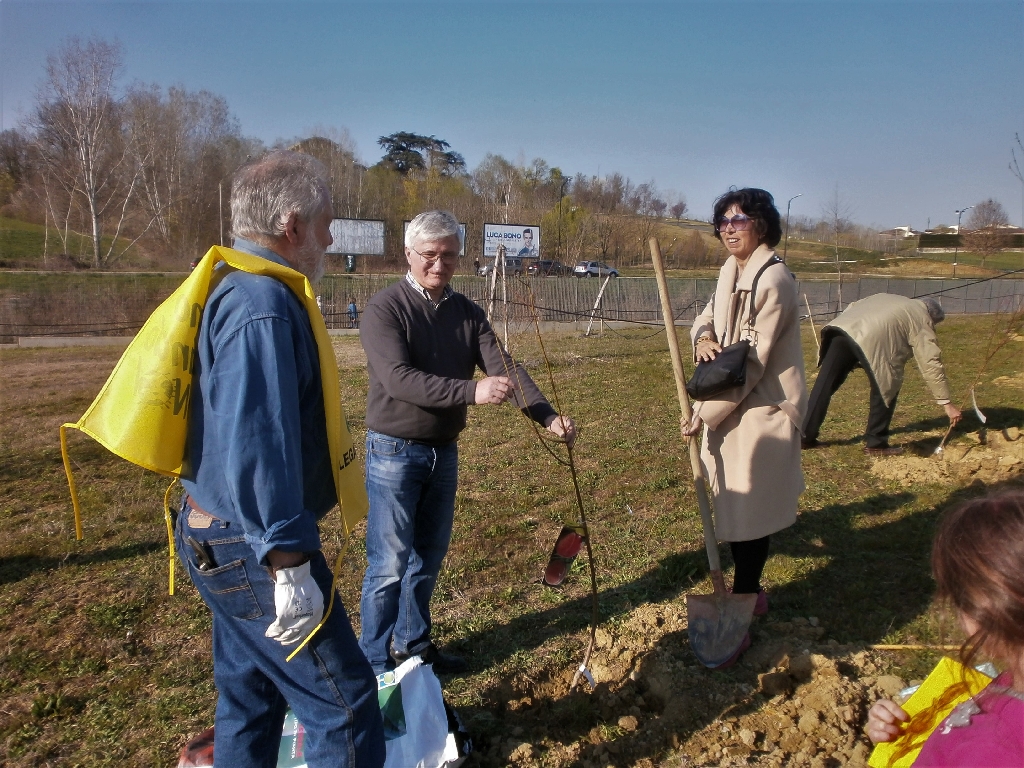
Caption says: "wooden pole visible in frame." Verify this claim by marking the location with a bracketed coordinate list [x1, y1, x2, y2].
[649, 237, 724, 593]
[804, 294, 820, 355]
[584, 274, 613, 337]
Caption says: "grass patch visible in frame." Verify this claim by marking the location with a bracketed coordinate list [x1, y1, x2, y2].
[0, 215, 147, 269]
[0, 313, 1021, 764]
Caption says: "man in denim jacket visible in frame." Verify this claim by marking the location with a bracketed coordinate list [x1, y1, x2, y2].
[177, 151, 384, 767]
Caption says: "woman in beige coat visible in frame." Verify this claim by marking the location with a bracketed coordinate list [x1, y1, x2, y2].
[684, 188, 807, 662]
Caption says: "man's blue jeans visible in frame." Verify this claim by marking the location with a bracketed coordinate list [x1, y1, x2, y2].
[175, 501, 385, 768]
[359, 430, 459, 675]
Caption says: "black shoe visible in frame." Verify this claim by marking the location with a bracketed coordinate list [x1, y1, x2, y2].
[801, 438, 820, 449]
[864, 445, 903, 456]
[393, 643, 469, 675]
[422, 644, 469, 674]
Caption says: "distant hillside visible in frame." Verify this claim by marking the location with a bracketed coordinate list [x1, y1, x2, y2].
[0, 216, 154, 270]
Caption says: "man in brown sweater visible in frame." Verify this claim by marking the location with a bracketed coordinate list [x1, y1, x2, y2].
[358, 210, 575, 675]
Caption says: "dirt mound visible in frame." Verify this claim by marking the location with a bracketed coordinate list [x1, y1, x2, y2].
[869, 428, 1023, 486]
[992, 371, 1024, 389]
[478, 603, 904, 767]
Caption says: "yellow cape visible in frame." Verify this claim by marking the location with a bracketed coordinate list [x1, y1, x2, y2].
[60, 245, 368, 597]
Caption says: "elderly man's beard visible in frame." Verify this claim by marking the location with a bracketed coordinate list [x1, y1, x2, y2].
[295, 227, 326, 283]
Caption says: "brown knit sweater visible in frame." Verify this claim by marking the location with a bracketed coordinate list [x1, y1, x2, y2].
[361, 279, 557, 443]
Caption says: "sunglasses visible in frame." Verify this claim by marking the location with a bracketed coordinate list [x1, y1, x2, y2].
[716, 214, 753, 232]
[542, 525, 586, 587]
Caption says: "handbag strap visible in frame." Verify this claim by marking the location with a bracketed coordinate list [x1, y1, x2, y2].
[746, 255, 784, 328]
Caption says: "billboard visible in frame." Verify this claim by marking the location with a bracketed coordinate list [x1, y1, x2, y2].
[483, 223, 540, 260]
[327, 219, 385, 256]
[402, 221, 467, 257]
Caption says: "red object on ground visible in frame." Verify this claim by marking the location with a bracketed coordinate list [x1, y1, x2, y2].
[177, 726, 214, 768]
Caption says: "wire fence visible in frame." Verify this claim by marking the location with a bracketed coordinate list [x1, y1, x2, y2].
[3, 273, 1024, 343]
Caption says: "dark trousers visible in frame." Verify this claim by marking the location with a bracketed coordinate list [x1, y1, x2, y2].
[730, 536, 770, 594]
[803, 334, 899, 449]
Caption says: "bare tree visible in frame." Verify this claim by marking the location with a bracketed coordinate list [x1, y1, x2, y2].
[126, 85, 245, 260]
[0, 129, 31, 206]
[33, 37, 143, 267]
[289, 128, 362, 218]
[821, 184, 853, 310]
[669, 199, 688, 220]
[1011, 133, 1024, 228]
[471, 154, 526, 224]
[965, 198, 1010, 230]
[964, 198, 1012, 267]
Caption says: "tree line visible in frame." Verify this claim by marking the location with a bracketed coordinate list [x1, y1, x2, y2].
[0, 36, 696, 271]
[3, 36, 1014, 272]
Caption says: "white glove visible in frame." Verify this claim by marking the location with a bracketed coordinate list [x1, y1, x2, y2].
[264, 561, 324, 646]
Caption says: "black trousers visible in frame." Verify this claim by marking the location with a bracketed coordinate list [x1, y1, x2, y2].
[802, 334, 899, 449]
[730, 536, 770, 594]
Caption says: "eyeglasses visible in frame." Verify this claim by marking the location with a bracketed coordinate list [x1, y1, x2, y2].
[411, 247, 459, 268]
[717, 214, 753, 232]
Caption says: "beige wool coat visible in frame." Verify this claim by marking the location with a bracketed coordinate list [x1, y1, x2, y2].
[690, 245, 807, 542]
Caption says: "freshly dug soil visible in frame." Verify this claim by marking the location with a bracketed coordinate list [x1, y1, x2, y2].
[469, 602, 927, 768]
[869, 428, 1023, 486]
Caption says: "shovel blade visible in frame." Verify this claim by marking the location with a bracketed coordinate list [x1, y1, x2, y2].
[687, 591, 757, 668]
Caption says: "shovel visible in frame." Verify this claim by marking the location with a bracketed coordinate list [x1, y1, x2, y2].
[933, 424, 954, 455]
[648, 237, 757, 668]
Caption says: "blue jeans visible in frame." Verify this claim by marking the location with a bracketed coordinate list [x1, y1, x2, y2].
[359, 431, 459, 675]
[175, 501, 385, 768]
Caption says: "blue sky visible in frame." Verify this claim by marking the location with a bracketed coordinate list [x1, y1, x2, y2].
[2, 0, 1022, 229]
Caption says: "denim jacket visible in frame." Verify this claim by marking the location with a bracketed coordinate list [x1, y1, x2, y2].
[181, 239, 334, 564]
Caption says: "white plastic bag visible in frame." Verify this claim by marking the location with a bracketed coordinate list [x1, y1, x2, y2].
[177, 656, 469, 768]
[379, 656, 467, 768]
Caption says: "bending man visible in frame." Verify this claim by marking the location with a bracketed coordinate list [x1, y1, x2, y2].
[802, 293, 961, 455]
[359, 210, 576, 676]
[177, 151, 384, 767]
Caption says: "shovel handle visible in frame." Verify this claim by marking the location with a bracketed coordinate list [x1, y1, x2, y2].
[649, 237, 723, 578]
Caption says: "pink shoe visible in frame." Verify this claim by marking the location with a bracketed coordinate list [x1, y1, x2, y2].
[712, 632, 751, 670]
[753, 589, 769, 617]
[729, 588, 769, 617]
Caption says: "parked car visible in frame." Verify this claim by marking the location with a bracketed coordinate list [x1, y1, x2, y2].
[528, 260, 568, 276]
[478, 256, 524, 277]
[573, 260, 619, 278]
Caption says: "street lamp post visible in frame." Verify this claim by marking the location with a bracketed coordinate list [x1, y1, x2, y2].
[952, 206, 973, 277]
[783, 194, 803, 262]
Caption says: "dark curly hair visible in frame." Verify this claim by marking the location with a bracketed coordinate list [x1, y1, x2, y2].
[712, 188, 783, 248]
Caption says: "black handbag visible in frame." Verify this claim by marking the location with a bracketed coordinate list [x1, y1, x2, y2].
[686, 256, 783, 401]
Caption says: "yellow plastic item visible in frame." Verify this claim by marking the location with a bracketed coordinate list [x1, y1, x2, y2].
[60, 246, 369, 605]
[868, 656, 993, 768]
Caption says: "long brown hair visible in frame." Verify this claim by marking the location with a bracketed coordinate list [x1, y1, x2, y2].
[933, 490, 1024, 678]
[886, 491, 1024, 767]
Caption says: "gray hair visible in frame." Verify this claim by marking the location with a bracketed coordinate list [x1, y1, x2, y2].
[921, 297, 945, 325]
[230, 150, 331, 243]
[405, 210, 463, 249]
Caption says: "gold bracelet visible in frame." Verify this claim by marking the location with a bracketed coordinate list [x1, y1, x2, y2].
[697, 336, 714, 344]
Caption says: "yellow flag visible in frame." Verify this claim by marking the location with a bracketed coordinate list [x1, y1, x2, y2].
[61, 245, 368, 541]
[868, 656, 993, 768]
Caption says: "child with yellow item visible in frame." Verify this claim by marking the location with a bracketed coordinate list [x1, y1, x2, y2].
[867, 492, 1024, 767]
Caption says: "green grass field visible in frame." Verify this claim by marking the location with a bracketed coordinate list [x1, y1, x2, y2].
[1, 310, 1022, 765]
[0, 216, 147, 270]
